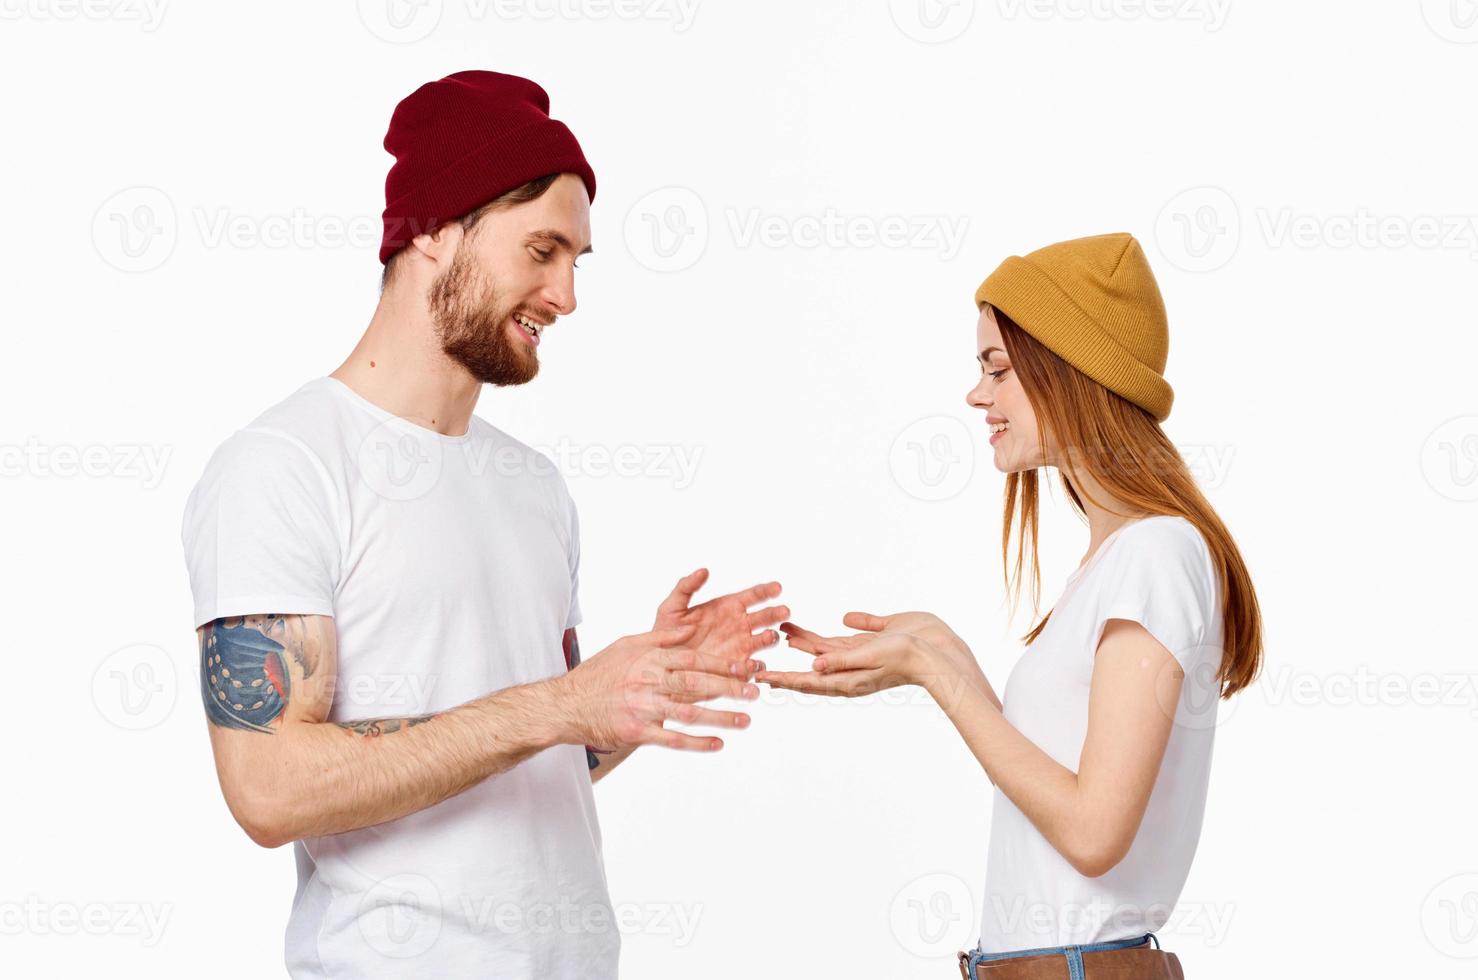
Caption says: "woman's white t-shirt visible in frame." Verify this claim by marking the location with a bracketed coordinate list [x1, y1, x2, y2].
[977, 515, 1225, 953]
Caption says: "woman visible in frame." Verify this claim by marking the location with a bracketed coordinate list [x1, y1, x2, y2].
[756, 232, 1262, 979]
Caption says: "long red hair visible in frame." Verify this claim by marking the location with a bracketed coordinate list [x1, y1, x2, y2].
[991, 305, 1263, 699]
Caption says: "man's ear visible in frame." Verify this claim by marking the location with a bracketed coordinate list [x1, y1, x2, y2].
[409, 220, 464, 269]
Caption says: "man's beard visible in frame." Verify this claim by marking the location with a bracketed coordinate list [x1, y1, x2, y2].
[428, 248, 538, 387]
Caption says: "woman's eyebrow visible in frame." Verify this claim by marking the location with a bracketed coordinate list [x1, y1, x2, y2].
[979, 345, 1005, 363]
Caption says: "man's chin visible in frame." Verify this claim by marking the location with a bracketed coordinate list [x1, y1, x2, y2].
[443, 344, 538, 387]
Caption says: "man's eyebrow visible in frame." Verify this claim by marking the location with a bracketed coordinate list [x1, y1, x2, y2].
[529, 229, 594, 256]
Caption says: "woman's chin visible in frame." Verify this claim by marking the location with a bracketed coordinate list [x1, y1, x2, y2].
[989, 446, 1036, 474]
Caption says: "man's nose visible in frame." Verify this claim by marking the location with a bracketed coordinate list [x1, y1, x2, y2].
[543, 267, 577, 316]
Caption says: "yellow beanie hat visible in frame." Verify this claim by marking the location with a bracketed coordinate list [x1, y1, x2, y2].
[974, 232, 1174, 422]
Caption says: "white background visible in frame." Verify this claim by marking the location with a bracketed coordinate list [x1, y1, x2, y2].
[3, 1, 1477, 977]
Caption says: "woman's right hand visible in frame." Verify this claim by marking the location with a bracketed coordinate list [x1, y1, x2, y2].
[781, 610, 972, 662]
[774, 611, 998, 710]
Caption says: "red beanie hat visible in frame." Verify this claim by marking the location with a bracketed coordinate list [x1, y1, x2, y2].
[379, 70, 596, 265]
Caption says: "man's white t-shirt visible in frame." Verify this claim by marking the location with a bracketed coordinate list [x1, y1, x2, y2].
[181, 376, 618, 979]
[978, 515, 1224, 953]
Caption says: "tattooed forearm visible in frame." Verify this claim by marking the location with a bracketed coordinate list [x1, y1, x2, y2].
[335, 716, 433, 737]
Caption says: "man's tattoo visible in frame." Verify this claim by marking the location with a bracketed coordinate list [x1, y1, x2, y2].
[200, 618, 291, 733]
[336, 716, 433, 737]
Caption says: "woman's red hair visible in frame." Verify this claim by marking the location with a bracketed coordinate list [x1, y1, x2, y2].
[990, 305, 1263, 699]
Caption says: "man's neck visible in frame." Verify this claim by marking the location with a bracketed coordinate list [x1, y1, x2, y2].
[329, 291, 481, 438]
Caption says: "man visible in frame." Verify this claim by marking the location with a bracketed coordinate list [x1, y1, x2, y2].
[180, 70, 786, 979]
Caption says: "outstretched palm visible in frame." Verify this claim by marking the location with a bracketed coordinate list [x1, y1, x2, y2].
[654, 568, 789, 663]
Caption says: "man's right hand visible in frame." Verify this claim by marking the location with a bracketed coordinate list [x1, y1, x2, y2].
[556, 625, 761, 753]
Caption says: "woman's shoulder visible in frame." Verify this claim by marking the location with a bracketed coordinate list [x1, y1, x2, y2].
[1111, 515, 1215, 573]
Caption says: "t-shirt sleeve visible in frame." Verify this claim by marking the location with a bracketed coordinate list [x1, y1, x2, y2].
[1089, 520, 1220, 671]
[181, 428, 343, 629]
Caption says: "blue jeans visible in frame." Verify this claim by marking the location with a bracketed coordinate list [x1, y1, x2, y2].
[960, 932, 1160, 980]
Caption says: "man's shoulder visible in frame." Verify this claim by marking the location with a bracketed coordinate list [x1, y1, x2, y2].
[198, 379, 348, 487]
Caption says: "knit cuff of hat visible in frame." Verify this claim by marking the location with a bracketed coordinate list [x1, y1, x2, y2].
[976, 256, 1174, 422]
[379, 120, 595, 264]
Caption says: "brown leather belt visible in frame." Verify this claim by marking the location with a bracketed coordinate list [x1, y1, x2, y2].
[957, 938, 1185, 979]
